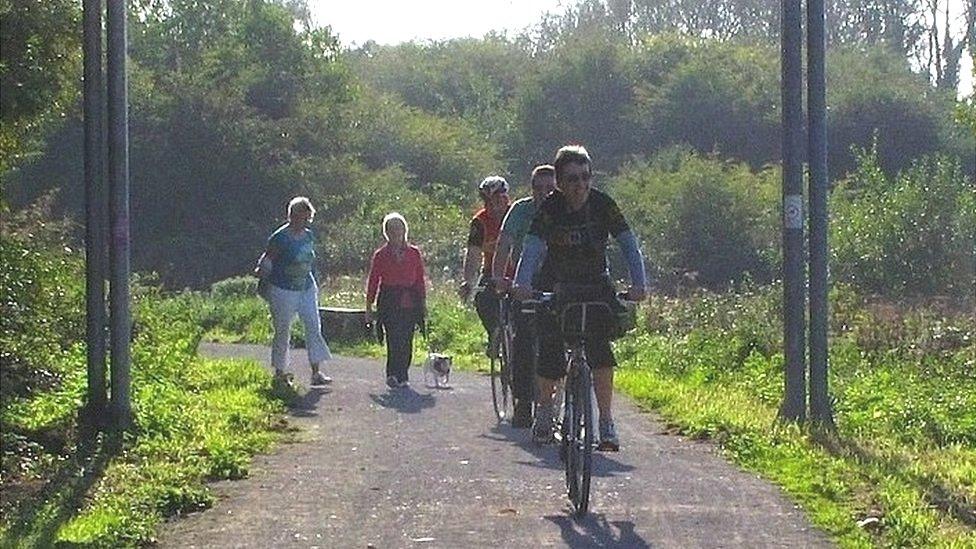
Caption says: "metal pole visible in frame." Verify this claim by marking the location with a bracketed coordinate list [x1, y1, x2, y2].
[83, 0, 107, 427]
[82, 0, 106, 424]
[779, 0, 806, 422]
[107, 0, 132, 430]
[807, 0, 832, 425]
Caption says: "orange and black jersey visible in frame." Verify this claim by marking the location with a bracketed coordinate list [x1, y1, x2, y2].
[467, 208, 506, 277]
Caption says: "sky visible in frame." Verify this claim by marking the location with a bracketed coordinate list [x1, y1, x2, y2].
[309, 0, 973, 97]
[309, 0, 569, 46]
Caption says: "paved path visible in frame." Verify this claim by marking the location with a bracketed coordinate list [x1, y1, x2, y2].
[156, 343, 831, 548]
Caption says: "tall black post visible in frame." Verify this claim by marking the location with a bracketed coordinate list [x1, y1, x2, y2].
[780, 0, 807, 422]
[83, 0, 107, 426]
[807, 0, 832, 425]
[107, 0, 132, 429]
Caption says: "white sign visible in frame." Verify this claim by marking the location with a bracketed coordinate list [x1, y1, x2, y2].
[784, 195, 803, 229]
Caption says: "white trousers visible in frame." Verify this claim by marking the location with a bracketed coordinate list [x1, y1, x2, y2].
[268, 281, 332, 371]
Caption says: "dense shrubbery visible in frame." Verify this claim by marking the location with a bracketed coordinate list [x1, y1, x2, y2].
[608, 148, 779, 289]
[6, 3, 973, 290]
[0, 195, 84, 426]
[832, 150, 975, 298]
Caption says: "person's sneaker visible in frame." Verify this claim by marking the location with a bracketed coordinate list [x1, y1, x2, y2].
[386, 375, 398, 389]
[310, 371, 332, 386]
[598, 418, 620, 452]
[397, 379, 410, 388]
[512, 399, 533, 429]
[532, 406, 555, 444]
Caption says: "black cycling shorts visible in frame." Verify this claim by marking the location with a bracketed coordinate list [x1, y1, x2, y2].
[535, 334, 616, 381]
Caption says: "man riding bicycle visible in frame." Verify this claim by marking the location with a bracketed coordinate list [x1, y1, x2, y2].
[492, 165, 557, 428]
[513, 145, 647, 451]
[459, 176, 512, 355]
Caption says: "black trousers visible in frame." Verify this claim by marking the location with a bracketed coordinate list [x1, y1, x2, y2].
[383, 312, 416, 382]
[511, 309, 536, 402]
[474, 277, 500, 336]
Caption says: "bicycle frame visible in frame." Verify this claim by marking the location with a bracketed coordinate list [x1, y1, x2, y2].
[523, 293, 613, 519]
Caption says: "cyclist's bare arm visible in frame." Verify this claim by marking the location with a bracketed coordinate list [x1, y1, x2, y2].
[492, 233, 514, 291]
[459, 245, 482, 299]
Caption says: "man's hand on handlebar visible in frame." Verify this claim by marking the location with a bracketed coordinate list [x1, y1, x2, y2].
[626, 286, 647, 302]
[512, 285, 533, 301]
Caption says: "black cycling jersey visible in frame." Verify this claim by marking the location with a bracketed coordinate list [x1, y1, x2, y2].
[527, 188, 630, 287]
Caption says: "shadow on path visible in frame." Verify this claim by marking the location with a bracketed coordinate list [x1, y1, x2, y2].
[368, 386, 436, 414]
[545, 513, 652, 548]
[482, 424, 636, 477]
[288, 387, 330, 418]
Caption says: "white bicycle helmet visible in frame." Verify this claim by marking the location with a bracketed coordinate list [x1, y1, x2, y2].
[478, 176, 509, 199]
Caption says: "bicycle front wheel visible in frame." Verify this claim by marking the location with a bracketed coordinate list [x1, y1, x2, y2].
[564, 360, 593, 519]
[490, 329, 513, 421]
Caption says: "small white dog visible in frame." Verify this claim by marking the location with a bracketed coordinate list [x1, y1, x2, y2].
[423, 352, 453, 389]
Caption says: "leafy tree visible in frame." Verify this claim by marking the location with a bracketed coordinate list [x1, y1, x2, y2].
[346, 37, 527, 164]
[346, 87, 506, 189]
[632, 39, 780, 168]
[629, 0, 779, 42]
[0, 0, 80, 173]
[827, 47, 965, 178]
[129, 0, 247, 72]
[514, 30, 637, 169]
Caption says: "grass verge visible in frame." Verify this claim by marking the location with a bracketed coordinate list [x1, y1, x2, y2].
[0, 292, 287, 548]
[614, 287, 975, 548]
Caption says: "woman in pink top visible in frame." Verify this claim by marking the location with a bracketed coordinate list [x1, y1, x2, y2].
[365, 213, 427, 388]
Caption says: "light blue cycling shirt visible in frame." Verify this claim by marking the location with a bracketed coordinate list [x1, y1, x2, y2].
[499, 196, 537, 267]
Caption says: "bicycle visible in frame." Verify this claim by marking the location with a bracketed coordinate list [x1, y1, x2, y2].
[474, 280, 516, 421]
[489, 292, 516, 422]
[521, 284, 626, 519]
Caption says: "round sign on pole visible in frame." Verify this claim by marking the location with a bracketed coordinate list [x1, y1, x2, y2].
[784, 195, 803, 229]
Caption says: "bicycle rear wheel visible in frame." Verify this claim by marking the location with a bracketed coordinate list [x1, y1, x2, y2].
[564, 360, 593, 518]
[490, 328, 513, 421]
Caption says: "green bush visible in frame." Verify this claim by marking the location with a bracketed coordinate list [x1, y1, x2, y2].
[210, 275, 258, 299]
[609, 148, 779, 290]
[634, 40, 780, 168]
[0, 195, 86, 486]
[831, 150, 975, 297]
[827, 47, 971, 180]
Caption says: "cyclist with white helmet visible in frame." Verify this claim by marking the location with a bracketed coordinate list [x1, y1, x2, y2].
[459, 176, 512, 353]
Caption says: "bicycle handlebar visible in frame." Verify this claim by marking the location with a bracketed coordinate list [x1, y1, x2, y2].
[519, 290, 637, 316]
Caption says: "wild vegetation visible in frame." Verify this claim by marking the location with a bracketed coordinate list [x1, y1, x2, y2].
[0, 207, 288, 547]
[1, 0, 974, 546]
[4, 0, 974, 286]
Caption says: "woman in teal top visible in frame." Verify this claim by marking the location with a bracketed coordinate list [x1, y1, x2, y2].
[256, 197, 333, 387]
